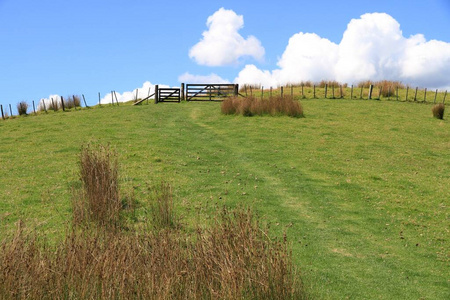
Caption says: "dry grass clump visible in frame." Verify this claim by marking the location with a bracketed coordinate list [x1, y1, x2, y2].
[222, 96, 304, 118]
[432, 103, 445, 119]
[318, 80, 346, 88]
[74, 144, 122, 229]
[16, 101, 28, 116]
[0, 144, 306, 299]
[64, 95, 81, 109]
[357, 80, 406, 97]
[149, 181, 178, 230]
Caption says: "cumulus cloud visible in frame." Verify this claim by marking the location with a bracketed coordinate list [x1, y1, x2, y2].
[189, 7, 265, 66]
[235, 13, 450, 89]
[178, 72, 230, 84]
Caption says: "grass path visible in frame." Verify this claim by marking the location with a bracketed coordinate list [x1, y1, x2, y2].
[0, 99, 448, 299]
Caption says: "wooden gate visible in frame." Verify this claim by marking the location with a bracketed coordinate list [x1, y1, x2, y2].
[157, 88, 181, 103]
[186, 84, 238, 101]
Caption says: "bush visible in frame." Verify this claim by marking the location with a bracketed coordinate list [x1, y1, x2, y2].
[432, 103, 445, 119]
[16, 101, 28, 116]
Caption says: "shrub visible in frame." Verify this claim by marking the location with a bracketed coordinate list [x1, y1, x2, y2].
[16, 101, 28, 116]
[432, 103, 445, 119]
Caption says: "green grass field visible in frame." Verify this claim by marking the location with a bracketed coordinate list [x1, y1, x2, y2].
[0, 98, 448, 299]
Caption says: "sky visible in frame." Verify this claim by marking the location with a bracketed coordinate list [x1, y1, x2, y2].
[1, 0, 450, 108]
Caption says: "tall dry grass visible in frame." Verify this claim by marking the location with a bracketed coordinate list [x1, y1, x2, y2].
[16, 101, 28, 116]
[0, 144, 307, 299]
[222, 96, 304, 118]
[432, 103, 445, 119]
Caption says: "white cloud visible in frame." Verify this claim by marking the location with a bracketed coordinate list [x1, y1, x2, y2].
[189, 7, 265, 66]
[235, 13, 450, 90]
[178, 72, 230, 84]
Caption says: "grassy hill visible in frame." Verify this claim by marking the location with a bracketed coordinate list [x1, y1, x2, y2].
[0, 98, 448, 299]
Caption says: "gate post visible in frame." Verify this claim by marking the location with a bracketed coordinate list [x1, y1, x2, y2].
[234, 84, 239, 97]
[155, 85, 159, 104]
[181, 83, 185, 101]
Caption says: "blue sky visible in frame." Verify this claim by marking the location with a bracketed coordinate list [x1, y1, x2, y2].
[1, 0, 450, 107]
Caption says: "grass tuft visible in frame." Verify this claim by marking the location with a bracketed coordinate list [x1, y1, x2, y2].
[432, 103, 445, 119]
[16, 101, 28, 116]
[222, 96, 304, 118]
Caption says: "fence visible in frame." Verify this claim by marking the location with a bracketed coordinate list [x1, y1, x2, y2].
[1, 82, 447, 121]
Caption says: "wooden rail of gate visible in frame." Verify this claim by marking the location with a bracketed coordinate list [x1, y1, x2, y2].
[186, 84, 238, 101]
[157, 88, 181, 103]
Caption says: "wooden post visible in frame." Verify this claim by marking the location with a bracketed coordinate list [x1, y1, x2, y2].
[82, 94, 89, 108]
[250, 85, 253, 97]
[302, 84, 304, 98]
[261, 86, 264, 100]
[291, 85, 293, 97]
[98, 92, 101, 106]
[42, 99, 47, 113]
[270, 87, 273, 97]
[434, 89, 438, 104]
[340, 85, 343, 99]
[414, 87, 418, 101]
[444, 90, 447, 104]
[350, 85, 353, 99]
[51, 98, 56, 111]
[72, 95, 77, 110]
[244, 85, 248, 97]
[313, 85, 316, 98]
[154, 85, 159, 104]
[424, 88, 427, 102]
[111, 91, 114, 105]
[360, 86, 363, 99]
[234, 84, 239, 97]
[368, 85, 373, 100]
[388, 86, 391, 100]
[325, 84, 328, 98]
[32, 100, 36, 114]
[331, 85, 334, 99]
[281, 86, 283, 98]
[181, 83, 185, 101]
[61, 96, 65, 111]
[396, 87, 399, 101]
[405, 87, 409, 101]
[1, 105, 4, 120]
[209, 85, 212, 101]
[135, 89, 139, 102]
[9, 104, 13, 116]
[114, 91, 119, 105]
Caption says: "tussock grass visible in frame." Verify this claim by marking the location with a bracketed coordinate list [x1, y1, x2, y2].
[64, 95, 81, 109]
[75, 144, 121, 229]
[0, 144, 305, 300]
[16, 101, 28, 116]
[432, 103, 445, 119]
[222, 96, 304, 118]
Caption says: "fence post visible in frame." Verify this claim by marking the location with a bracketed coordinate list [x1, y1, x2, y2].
[368, 85, 373, 100]
[424, 88, 427, 102]
[114, 91, 119, 105]
[135, 89, 139, 102]
[444, 90, 447, 104]
[32, 100, 36, 114]
[250, 85, 253, 97]
[244, 85, 248, 97]
[340, 85, 343, 99]
[51, 98, 56, 111]
[350, 85, 353, 99]
[396, 87, 399, 101]
[61, 96, 65, 111]
[405, 87, 409, 101]
[324, 84, 328, 99]
[332, 85, 334, 99]
[434, 89, 438, 104]
[1, 105, 4, 120]
[388, 86, 391, 100]
[234, 84, 239, 97]
[313, 85, 316, 98]
[9, 104, 13, 116]
[281, 86, 283, 98]
[291, 85, 293, 97]
[111, 91, 114, 105]
[270, 87, 273, 97]
[360, 86, 363, 99]
[82, 94, 89, 108]
[98, 92, 101, 106]
[42, 99, 47, 113]
[261, 86, 264, 100]
[414, 87, 418, 101]
[154, 85, 159, 104]
[302, 84, 304, 98]
[181, 83, 185, 101]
